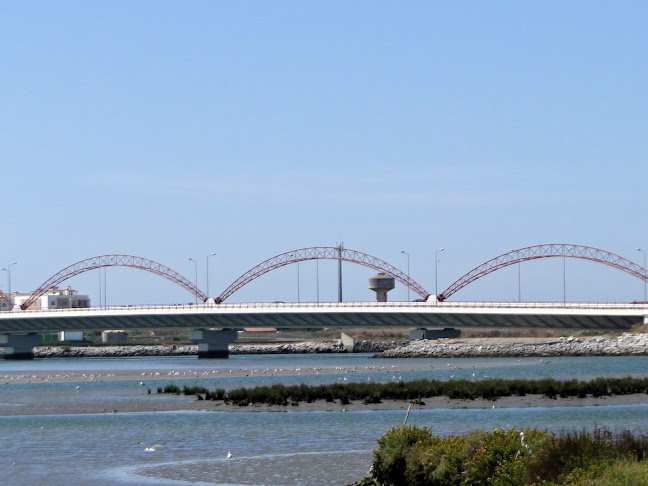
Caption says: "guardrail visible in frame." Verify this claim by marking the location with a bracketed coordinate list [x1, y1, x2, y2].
[1, 300, 647, 316]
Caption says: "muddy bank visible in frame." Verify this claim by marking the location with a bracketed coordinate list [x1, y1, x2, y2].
[3, 389, 648, 417]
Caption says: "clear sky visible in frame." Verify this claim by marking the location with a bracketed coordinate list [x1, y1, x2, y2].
[2, 2, 647, 305]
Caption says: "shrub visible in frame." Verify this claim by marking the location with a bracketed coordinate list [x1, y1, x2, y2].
[162, 384, 181, 394]
[372, 425, 436, 486]
[364, 394, 382, 405]
[369, 426, 648, 486]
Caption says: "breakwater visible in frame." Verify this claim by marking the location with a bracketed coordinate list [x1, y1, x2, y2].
[378, 333, 648, 358]
[26, 340, 395, 358]
[4, 334, 647, 358]
[25, 340, 404, 358]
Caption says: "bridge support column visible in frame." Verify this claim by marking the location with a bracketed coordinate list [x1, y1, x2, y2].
[0, 333, 42, 360]
[341, 332, 354, 352]
[644, 315, 648, 326]
[189, 329, 238, 359]
[409, 328, 461, 341]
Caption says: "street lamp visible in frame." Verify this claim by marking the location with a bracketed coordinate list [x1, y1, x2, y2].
[104, 257, 114, 308]
[206, 252, 216, 299]
[637, 248, 647, 303]
[510, 249, 521, 303]
[102, 256, 115, 308]
[316, 249, 326, 304]
[2, 261, 17, 296]
[563, 246, 572, 305]
[435, 248, 444, 300]
[316, 254, 320, 304]
[94, 260, 101, 308]
[401, 250, 410, 301]
[290, 253, 300, 303]
[188, 258, 198, 304]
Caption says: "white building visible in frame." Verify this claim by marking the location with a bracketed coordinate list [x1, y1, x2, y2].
[9, 287, 91, 311]
[0, 293, 11, 311]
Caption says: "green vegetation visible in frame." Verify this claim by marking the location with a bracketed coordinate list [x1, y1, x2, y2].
[364, 426, 648, 486]
[157, 376, 648, 405]
[157, 384, 226, 400]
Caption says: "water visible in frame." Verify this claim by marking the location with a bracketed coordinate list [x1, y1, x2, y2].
[1, 354, 648, 485]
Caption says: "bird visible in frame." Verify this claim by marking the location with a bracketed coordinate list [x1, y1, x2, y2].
[227, 451, 232, 459]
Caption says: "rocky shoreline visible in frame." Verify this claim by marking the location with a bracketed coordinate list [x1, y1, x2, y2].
[4, 333, 647, 359]
[25, 340, 401, 359]
[378, 333, 648, 358]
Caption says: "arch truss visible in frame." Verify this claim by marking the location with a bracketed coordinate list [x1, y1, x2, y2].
[21, 254, 207, 310]
[438, 244, 648, 301]
[217, 246, 430, 303]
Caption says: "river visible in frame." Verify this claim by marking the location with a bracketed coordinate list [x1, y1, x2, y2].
[1, 354, 648, 485]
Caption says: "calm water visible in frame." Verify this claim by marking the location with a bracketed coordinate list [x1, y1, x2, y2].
[1, 354, 648, 486]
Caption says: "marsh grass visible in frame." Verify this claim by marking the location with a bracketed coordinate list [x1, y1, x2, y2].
[158, 377, 648, 406]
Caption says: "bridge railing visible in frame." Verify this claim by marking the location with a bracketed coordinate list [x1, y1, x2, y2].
[1, 300, 647, 316]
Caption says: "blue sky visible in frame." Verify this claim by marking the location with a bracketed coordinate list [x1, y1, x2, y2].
[2, 2, 647, 305]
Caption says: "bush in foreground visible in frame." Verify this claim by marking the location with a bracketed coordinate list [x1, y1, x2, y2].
[369, 425, 648, 486]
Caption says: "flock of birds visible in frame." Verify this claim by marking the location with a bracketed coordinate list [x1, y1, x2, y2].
[1, 357, 555, 387]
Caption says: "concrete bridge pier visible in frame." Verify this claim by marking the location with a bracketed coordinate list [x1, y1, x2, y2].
[0, 333, 43, 360]
[341, 332, 355, 352]
[409, 328, 462, 340]
[644, 314, 648, 326]
[189, 329, 238, 358]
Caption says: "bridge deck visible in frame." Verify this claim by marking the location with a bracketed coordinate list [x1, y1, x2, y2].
[0, 302, 645, 333]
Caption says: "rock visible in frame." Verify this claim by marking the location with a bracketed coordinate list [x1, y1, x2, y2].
[375, 333, 648, 358]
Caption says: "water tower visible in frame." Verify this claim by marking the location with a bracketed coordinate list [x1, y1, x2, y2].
[368, 273, 395, 302]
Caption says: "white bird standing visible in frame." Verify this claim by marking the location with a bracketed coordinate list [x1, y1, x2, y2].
[227, 451, 232, 459]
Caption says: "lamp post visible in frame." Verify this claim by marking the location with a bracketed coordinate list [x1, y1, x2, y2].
[104, 256, 114, 308]
[517, 259, 521, 303]
[98, 268, 101, 308]
[637, 248, 647, 303]
[316, 254, 320, 304]
[510, 249, 521, 303]
[103, 267, 107, 308]
[401, 250, 410, 302]
[563, 246, 572, 305]
[290, 254, 300, 303]
[206, 252, 216, 299]
[188, 258, 198, 304]
[2, 261, 17, 296]
[316, 249, 326, 304]
[435, 248, 444, 300]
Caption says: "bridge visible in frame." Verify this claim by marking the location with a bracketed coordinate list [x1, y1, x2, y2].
[0, 244, 647, 359]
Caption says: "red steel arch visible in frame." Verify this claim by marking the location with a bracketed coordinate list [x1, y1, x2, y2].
[217, 246, 430, 303]
[21, 254, 207, 310]
[438, 244, 648, 301]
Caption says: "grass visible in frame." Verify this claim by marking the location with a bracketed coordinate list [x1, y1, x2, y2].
[588, 460, 648, 485]
[367, 426, 648, 486]
[156, 376, 648, 406]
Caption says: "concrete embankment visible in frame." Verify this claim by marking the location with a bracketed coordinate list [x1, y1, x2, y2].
[376, 334, 648, 358]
